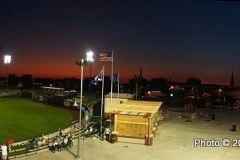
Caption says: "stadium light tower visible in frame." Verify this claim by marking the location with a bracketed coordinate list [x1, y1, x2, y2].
[86, 50, 94, 91]
[86, 50, 94, 63]
[76, 50, 94, 159]
[4, 54, 11, 89]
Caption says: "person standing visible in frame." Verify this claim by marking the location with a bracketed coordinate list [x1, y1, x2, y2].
[1, 144, 8, 160]
[105, 127, 110, 141]
[7, 137, 14, 151]
[89, 126, 94, 138]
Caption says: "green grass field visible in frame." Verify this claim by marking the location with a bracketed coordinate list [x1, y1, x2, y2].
[0, 98, 73, 142]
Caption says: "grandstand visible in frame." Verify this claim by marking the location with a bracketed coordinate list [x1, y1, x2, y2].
[0, 90, 20, 98]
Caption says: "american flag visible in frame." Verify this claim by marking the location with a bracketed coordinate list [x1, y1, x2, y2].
[99, 52, 112, 62]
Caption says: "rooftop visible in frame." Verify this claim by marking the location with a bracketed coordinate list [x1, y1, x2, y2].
[105, 93, 133, 99]
[112, 100, 162, 117]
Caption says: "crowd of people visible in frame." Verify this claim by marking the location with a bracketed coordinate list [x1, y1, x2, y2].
[48, 135, 73, 152]
[82, 121, 114, 143]
[82, 123, 98, 140]
[47, 126, 75, 152]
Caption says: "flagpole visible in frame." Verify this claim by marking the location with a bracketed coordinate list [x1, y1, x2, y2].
[110, 50, 113, 103]
[100, 66, 104, 140]
[117, 72, 120, 100]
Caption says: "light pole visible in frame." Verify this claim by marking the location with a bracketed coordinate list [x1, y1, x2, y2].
[218, 88, 222, 104]
[100, 66, 104, 140]
[4, 54, 11, 90]
[86, 50, 94, 77]
[76, 50, 94, 159]
[86, 50, 94, 92]
[76, 58, 84, 160]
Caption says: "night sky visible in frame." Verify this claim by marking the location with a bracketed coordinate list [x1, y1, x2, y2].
[0, 0, 240, 84]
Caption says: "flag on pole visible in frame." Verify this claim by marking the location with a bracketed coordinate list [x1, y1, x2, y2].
[99, 52, 113, 62]
[94, 69, 104, 81]
[92, 69, 104, 85]
[99, 50, 114, 106]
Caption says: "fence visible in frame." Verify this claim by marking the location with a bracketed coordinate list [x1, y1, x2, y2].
[4, 121, 79, 159]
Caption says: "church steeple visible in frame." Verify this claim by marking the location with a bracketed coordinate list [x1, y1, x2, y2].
[230, 70, 234, 87]
[139, 65, 142, 79]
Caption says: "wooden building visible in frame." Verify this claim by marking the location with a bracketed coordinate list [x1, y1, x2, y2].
[104, 93, 162, 145]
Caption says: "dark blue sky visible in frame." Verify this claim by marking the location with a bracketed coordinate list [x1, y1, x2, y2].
[0, 0, 240, 84]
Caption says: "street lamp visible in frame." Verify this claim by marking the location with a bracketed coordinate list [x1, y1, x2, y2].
[75, 50, 94, 159]
[4, 54, 11, 89]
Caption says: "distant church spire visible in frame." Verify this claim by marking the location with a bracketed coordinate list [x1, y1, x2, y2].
[136, 65, 142, 100]
[139, 65, 142, 88]
[230, 70, 234, 87]
[139, 65, 142, 79]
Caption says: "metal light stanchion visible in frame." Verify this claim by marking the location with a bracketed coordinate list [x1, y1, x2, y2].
[76, 59, 84, 159]
[3, 54, 11, 90]
[100, 66, 104, 140]
[75, 50, 94, 159]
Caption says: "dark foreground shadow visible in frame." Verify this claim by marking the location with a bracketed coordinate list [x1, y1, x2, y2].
[66, 148, 78, 159]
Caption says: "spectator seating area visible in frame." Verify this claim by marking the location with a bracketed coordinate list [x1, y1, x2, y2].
[2, 120, 106, 159]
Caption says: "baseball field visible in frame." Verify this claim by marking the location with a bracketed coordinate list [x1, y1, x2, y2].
[0, 98, 73, 142]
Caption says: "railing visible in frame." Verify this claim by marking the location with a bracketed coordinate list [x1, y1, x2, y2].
[8, 142, 47, 159]
[5, 121, 78, 159]
[0, 117, 105, 159]
[6, 122, 101, 159]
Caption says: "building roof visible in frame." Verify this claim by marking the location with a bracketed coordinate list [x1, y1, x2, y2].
[105, 93, 133, 99]
[40, 86, 64, 90]
[112, 100, 162, 117]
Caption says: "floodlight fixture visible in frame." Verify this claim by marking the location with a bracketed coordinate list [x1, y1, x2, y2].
[86, 50, 94, 63]
[4, 55, 11, 64]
